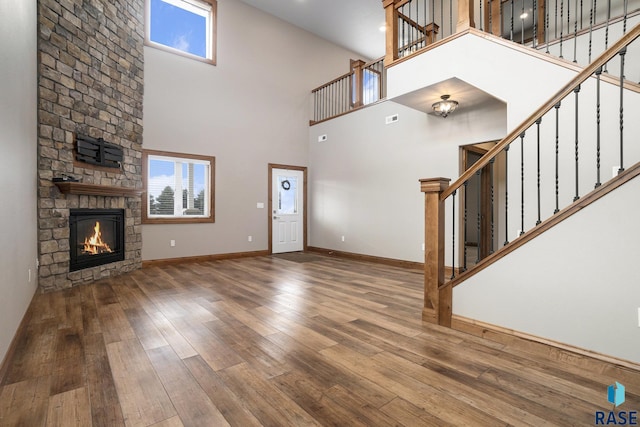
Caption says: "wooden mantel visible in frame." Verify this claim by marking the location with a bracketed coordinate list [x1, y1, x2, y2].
[54, 182, 143, 197]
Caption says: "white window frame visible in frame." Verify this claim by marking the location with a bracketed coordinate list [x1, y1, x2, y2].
[145, 0, 217, 65]
[142, 149, 215, 224]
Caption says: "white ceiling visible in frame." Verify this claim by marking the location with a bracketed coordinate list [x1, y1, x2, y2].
[238, 0, 386, 60]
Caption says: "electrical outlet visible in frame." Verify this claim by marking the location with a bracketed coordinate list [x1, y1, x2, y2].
[421, 243, 425, 251]
[28, 269, 31, 283]
[256, 202, 264, 209]
[341, 235, 345, 242]
[248, 236, 253, 242]
[170, 240, 176, 247]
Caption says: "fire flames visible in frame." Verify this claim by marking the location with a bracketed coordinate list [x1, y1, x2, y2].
[83, 221, 113, 255]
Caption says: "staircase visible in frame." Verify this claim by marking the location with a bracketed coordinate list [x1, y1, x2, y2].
[420, 23, 640, 364]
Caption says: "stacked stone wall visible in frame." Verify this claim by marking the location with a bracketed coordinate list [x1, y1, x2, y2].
[37, 0, 144, 291]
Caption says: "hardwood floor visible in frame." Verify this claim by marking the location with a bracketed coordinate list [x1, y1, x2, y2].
[1, 253, 639, 426]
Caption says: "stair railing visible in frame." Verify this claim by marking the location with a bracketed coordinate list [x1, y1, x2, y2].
[420, 23, 640, 326]
[382, 0, 639, 67]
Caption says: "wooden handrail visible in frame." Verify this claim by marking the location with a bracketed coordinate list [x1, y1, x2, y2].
[311, 71, 352, 94]
[398, 11, 427, 35]
[440, 22, 640, 201]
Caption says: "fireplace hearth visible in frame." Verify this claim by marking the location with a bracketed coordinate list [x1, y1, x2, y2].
[69, 209, 125, 271]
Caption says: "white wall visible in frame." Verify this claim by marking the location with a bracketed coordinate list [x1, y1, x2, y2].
[142, 0, 360, 260]
[454, 174, 640, 363]
[0, 0, 38, 364]
[308, 100, 506, 262]
[387, 32, 578, 131]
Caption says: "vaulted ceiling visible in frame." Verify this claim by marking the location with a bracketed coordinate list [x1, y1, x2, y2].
[238, 0, 386, 60]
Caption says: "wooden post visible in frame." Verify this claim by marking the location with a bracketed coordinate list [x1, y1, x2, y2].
[425, 23, 440, 46]
[382, 0, 398, 66]
[457, 0, 476, 32]
[537, 1, 546, 45]
[350, 59, 365, 108]
[420, 177, 452, 327]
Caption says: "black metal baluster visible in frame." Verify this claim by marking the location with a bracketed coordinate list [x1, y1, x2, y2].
[604, 0, 611, 69]
[520, 133, 525, 236]
[476, 170, 481, 263]
[480, 0, 483, 32]
[546, 0, 551, 53]
[510, 0, 515, 41]
[580, 0, 583, 29]
[504, 144, 510, 246]
[554, 0, 558, 39]
[521, 0, 525, 44]
[623, 0, 628, 34]
[463, 181, 468, 271]
[489, 0, 493, 35]
[595, 66, 602, 188]
[618, 47, 626, 174]
[573, 84, 580, 201]
[536, 118, 542, 225]
[533, 0, 538, 48]
[559, 0, 564, 58]
[573, 0, 578, 62]
[490, 158, 495, 253]
[588, 0, 594, 62]
[554, 102, 561, 214]
[451, 189, 457, 279]
[408, 3, 412, 54]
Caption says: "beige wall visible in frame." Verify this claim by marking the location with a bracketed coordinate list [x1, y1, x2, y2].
[142, 0, 361, 260]
[0, 0, 38, 363]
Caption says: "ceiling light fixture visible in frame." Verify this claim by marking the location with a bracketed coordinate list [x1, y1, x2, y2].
[432, 95, 459, 118]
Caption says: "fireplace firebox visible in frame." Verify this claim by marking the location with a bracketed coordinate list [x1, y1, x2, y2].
[69, 209, 125, 271]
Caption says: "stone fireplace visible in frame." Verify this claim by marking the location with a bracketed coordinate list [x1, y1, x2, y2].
[37, 0, 145, 291]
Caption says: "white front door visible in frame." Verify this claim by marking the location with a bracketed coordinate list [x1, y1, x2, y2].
[271, 168, 304, 253]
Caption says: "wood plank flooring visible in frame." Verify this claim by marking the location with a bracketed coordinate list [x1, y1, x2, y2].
[1, 254, 639, 426]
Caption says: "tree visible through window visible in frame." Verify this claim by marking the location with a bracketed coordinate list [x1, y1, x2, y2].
[146, 0, 217, 64]
[142, 150, 215, 224]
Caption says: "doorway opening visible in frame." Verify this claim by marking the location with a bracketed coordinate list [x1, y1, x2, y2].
[459, 142, 502, 270]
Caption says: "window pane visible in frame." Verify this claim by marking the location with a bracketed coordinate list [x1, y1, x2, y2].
[150, 0, 209, 58]
[148, 158, 176, 216]
[277, 176, 298, 215]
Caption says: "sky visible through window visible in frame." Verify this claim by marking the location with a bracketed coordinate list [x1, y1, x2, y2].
[150, 0, 207, 58]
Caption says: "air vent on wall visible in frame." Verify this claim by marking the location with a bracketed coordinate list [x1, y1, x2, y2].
[385, 114, 399, 124]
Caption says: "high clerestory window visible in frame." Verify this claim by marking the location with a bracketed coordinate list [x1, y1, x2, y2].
[142, 150, 215, 224]
[146, 0, 217, 64]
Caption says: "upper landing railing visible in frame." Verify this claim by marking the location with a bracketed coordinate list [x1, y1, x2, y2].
[310, 58, 385, 124]
[382, 0, 639, 66]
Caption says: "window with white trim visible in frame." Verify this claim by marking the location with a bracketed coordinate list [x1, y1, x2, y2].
[146, 0, 217, 64]
[142, 150, 215, 224]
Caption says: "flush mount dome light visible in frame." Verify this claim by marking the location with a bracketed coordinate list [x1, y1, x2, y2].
[432, 94, 459, 118]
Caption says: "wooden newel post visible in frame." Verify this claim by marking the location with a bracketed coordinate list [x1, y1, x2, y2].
[382, 0, 399, 66]
[350, 59, 366, 108]
[420, 177, 452, 327]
